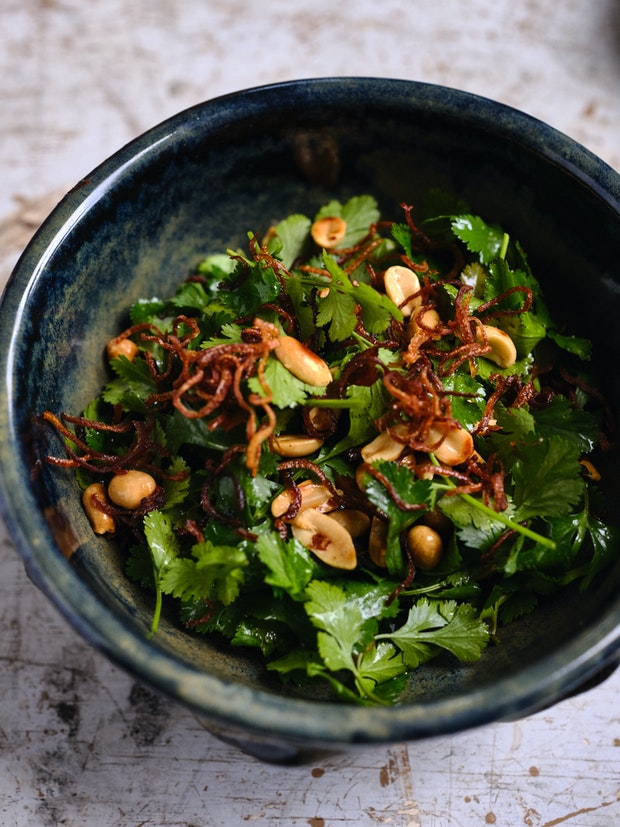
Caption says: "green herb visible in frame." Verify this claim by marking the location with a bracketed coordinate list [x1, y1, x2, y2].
[41, 193, 616, 704]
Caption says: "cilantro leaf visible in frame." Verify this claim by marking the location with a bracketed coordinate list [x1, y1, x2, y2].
[144, 510, 180, 576]
[303, 578, 405, 700]
[315, 195, 380, 247]
[161, 456, 191, 509]
[143, 509, 182, 634]
[268, 213, 312, 269]
[381, 599, 489, 666]
[531, 395, 599, 452]
[247, 355, 328, 408]
[164, 409, 235, 454]
[451, 215, 505, 264]
[125, 544, 156, 589]
[484, 259, 547, 357]
[512, 436, 585, 521]
[320, 252, 401, 339]
[547, 331, 592, 360]
[441, 372, 486, 430]
[439, 493, 515, 553]
[391, 222, 415, 260]
[315, 284, 358, 341]
[354, 643, 405, 697]
[256, 531, 317, 598]
[305, 580, 366, 671]
[102, 356, 156, 412]
[159, 540, 247, 605]
[581, 515, 620, 587]
[170, 281, 212, 313]
[218, 255, 282, 317]
[197, 252, 238, 279]
[130, 297, 166, 325]
[81, 397, 112, 453]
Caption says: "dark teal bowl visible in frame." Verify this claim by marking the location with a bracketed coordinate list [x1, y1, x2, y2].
[1, 78, 619, 760]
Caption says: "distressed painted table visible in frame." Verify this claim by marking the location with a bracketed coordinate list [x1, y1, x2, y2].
[1, 2, 619, 825]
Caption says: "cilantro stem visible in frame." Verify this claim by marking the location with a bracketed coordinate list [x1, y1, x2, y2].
[351, 330, 377, 350]
[148, 586, 163, 638]
[457, 490, 556, 549]
[432, 455, 556, 550]
[499, 232, 510, 261]
[305, 397, 366, 410]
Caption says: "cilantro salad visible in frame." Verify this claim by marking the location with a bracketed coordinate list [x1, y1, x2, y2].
[42, 194, 617, 704]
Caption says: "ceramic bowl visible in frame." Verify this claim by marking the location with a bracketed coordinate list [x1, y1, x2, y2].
[1, 78, 619, 761]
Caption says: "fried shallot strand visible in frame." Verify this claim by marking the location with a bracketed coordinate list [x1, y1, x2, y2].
[145, 317, 280, 475]
[378, 363, 454, 449]
[42, 411, 175, 478]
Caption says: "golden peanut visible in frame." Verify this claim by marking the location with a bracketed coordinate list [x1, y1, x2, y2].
[368, 516, 388, 567]
[82, 483, 116, 535]
[271, 480, 338, 518]
[407, 307, 441, 338]
[426, 422, 474, 466]
[361, 429, 406, 464]
[291, 508, 357, 569]
[307, 405, 339, 433]
[273, 335, 333, 387]
[383, 265, 422, 316]
[355, 463, 368, 491]
[271, 434, 324, 457]
[328, 508, 371, 539]
[311, 216, 347, 249]
[106, 336, 138, 362]
[407, 524, 443, 570]
[107, 470, 157, 510]
[476, 324, 517, 368]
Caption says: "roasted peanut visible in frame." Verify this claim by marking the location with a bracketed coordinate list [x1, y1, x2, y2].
[273, 335, 333, 387]
[107, 470, 157, 510]
[310, 216, 347, 249]
[406, 307, 441, 338]
[407, 524, 443, 570]
[383, 265, 422, 316]
[355, 463, 369, 491]
[106, 335, 138, 362]
[271, 434, 324, 457]
[476, 324, 517, 368]
[307, 405, 339, 433]
[368, 516, 388, 567]
[361, 429, 406, 464]
[426, 422, 474, 466]
[328, 508, 371, 539]
[82, 483, 116, 534]
[271, 480, 338, 518]
[291, 508, 357, 569]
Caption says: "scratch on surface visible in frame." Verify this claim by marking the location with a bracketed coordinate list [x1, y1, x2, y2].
[541, 795, 620, 827]
[368, 745, 420, 824]
[390, 745, 421, 827]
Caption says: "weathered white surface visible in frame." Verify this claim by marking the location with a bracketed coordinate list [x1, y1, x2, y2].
[1, 2, 620, 825]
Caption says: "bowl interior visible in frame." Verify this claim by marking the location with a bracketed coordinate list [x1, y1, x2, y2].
[1, 78, 620, 746]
